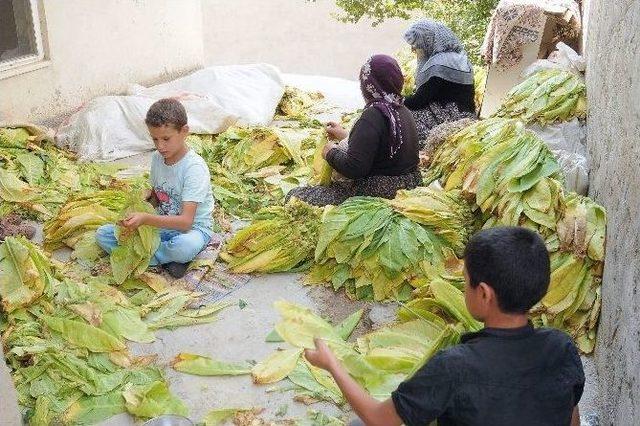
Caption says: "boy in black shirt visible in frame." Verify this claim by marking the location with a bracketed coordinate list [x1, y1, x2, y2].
[305, 227, 585, 426]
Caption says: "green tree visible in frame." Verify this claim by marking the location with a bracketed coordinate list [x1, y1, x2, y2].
[310, 0, 499, 65]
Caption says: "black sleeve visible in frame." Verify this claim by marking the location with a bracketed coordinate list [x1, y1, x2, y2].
[325, 109, 382, 179]
[404, 78, 476, 113]
[391, 352, 455, 426]
[567, 341, 585, 406]
[404, 80, 439, 110]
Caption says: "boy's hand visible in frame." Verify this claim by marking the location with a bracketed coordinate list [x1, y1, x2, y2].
[120, 213, 148, 230]
[305, 338, 338, 372]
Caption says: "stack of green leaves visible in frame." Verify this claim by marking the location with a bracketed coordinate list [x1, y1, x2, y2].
[109, 193, 159, 285]
[494, 68, 587, 125]
[0, 237, 188, 424]
[220, 199, 322, 273]
[0, 126, 124, 220]
[188, 126, 324, 219]
[530, 194, 607, 353]
[216, 126, 319, 175]
[425, 118, 565, 235]
[43, 190, 128, 253]
[275, 86, 326, 128]
[388, 187, 477, 256]
[423, 118, 607, 353]
[307, 196, 462, 302]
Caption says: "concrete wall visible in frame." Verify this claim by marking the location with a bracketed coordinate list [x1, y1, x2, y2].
[586, 0, 640, 424]
[0, 0, 411, 125]
[0, 0, 204, 124]
[201, 0, 410, 79]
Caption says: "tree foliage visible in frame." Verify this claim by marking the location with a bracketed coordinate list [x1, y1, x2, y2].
[311, 0, 500, 65]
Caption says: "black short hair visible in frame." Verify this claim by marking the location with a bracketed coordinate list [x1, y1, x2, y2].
[464, 227, 550, 314]
[145, 98, 187, 129]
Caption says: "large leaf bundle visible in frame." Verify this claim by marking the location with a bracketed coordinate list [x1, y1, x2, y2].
[423, 116, 607, 352]
[217, 126, 319, 175]
[276, 86, 325, 127]
[425, 118, 565, 234]
[189, 127, 323, 219]
[494, 68, 587, 125]
[110, 194, 160, 284]
[220, 199, 322, 273]
[530, 250, 601, 353]
[307, 197, 462, 301]
[0, 126, 124, 220]
[388, 187, 476, 256]
[43, 190, 128, 251]
[532, 194, 607, 353]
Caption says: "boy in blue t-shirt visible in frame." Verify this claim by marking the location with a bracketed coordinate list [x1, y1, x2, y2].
[96, 98, 214, 278]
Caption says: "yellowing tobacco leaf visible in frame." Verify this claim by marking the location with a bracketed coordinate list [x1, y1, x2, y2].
[171, 353, 250, 376]
[122, 381, 188, 419]
[251, 348, 303, 384]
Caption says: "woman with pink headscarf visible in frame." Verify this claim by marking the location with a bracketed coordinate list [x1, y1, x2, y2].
[287, 54, 421, 207]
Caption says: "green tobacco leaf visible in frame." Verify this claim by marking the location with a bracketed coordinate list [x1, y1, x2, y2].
[43, 316, 125, 353]
[101, 308, 155, 344]
[16, 152, 45, 185]
[62, 392, 126, 425]
[122, 381, 188, 419]
[0, 237, 47, 312]
[335, 309, 363, 340]
[0, 167, 37, 202]
[265, 328, 284, 343]
[110, 195, 159, 284]
[171, 353, 250, 376]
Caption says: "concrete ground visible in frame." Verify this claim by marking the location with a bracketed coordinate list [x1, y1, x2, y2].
[100, 274, 397, 425]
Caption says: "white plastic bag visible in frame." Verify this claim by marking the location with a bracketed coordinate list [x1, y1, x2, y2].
[130, 64, 285, 127]
[56, 64, 285, 162]
[524, 42, 586, 77]
[528, 118, 589, 195]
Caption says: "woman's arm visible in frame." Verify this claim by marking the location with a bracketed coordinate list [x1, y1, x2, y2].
[404, 81, 436, 110]
[325, 111, 381, 179]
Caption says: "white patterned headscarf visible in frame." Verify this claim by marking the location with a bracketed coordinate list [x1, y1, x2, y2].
[404, 19, 474, 89]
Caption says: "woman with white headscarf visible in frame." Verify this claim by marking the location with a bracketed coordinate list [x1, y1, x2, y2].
[403, 20, 477, 148]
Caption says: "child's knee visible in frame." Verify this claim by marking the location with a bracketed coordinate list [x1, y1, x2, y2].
[164, 234, 205, 263]
[96, 224, 115, 237]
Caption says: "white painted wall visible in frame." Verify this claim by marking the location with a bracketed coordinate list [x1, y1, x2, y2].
[0, 0, 413, 124]
[0, 0, 204, 124]
[201, 0, 411, 80]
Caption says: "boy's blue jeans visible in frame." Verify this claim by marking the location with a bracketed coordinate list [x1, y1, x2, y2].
[95, 224, 209, 266]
